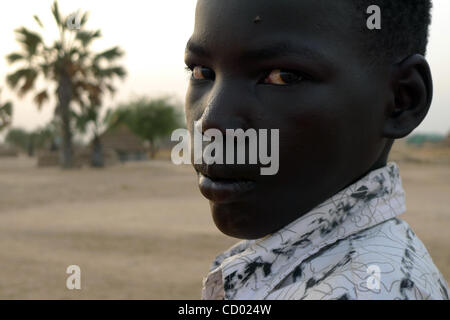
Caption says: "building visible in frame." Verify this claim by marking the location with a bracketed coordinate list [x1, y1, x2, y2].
[95, 123, 148, 162]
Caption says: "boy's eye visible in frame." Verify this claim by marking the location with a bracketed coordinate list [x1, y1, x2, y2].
[263, 69, 303, 85]
[190, 65, 215, 81]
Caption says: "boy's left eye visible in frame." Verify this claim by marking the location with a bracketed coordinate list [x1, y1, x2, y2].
[262, 69, 303, 85]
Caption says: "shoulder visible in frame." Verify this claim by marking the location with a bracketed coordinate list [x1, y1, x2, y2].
[266, 218, 449, 300]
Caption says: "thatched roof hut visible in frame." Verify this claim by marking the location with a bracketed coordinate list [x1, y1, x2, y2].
[95, 124, 148, 162]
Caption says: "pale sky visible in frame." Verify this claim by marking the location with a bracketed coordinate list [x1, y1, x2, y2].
[0, 0, 448, 135]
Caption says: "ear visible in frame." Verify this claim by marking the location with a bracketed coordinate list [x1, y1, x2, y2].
[383, 54, 433, 139]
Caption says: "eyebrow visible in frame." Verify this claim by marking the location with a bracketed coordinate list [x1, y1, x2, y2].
[241, 41, 329, 64]
[185, 38, 330, 64]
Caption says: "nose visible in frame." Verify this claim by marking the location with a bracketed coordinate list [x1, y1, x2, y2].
[199, 79, 253, 134]
[192, 78, 261, 175]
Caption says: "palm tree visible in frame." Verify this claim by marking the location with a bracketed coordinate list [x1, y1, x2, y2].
[0, 90, 13, 132]
[74, 104, 108, 167]
[5, 1, 126, 168]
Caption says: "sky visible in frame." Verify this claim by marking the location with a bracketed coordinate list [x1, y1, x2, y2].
[0, 0, 448, 135]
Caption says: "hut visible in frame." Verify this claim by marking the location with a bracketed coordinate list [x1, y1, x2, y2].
[37, 124, 149, 167]
[95, 124, 148, 162]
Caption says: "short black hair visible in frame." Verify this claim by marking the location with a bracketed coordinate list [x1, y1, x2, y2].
[352, 0, 433, 64]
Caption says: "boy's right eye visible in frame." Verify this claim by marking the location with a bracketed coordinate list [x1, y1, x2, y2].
[190, 65, 215, 81]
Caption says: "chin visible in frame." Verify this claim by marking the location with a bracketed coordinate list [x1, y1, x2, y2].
[210, 201, 272, 240]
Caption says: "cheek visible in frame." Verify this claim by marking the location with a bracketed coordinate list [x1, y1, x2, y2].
[331, 79, 387, 165]
[258, 87, 348, 170]
[280, 110, 343, 170]
[185, 86, 208, 134]
[257, 82, 384, 180]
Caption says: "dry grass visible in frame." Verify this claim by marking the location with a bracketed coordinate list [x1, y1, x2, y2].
[0, 153, 448, 299]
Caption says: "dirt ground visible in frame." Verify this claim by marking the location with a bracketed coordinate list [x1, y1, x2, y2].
[0, 154, 449, 299]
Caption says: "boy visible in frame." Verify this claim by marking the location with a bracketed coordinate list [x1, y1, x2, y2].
[183, 0, 449, 299]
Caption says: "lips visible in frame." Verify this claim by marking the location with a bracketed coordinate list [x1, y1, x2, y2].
[197, 171, 256, 204]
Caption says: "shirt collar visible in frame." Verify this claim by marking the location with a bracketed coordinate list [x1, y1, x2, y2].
[202, 162, 406, 300]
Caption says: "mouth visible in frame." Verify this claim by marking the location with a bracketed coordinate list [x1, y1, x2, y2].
[197, 171, 256, 204]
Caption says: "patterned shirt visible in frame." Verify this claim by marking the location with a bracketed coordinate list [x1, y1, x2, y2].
[201, 163, 449, 300]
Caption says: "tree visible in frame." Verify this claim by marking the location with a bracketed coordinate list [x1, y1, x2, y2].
[108, 96, 183, 158]
[5, 1, 126, 168]
[33, 120, 59, 152]
[5, 128, 29, 154]
[5, 123, 56, 156]
[0, 89, 13, 132]
[73, 104, 107, 167]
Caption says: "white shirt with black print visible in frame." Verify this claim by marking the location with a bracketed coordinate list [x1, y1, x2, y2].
[201, 162, 449, 300]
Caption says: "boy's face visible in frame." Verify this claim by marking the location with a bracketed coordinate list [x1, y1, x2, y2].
[185, 0, 391, 239]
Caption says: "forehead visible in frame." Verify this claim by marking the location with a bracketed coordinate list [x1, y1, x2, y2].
[190, 0, 356, 59]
